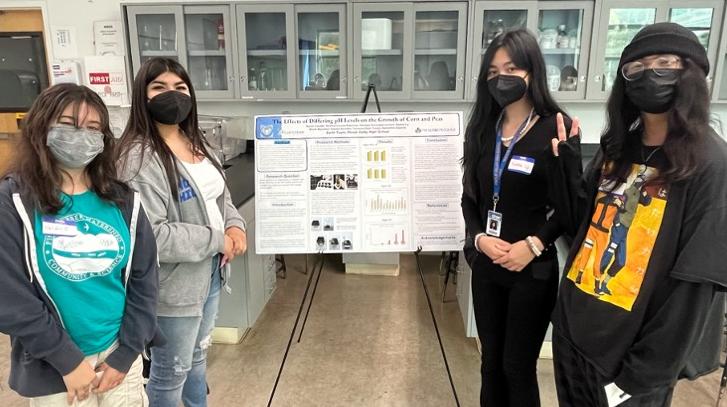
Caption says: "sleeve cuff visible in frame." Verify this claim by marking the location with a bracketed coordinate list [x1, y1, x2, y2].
[44, 340, 85, 376]
[533, 231, 551, 250]
[213, 228, 226, 254]
[104, 345, 138, 374]
[474, 233, 486, 253]
[225, 218, 246, 232]
[613, 369, 650, 397]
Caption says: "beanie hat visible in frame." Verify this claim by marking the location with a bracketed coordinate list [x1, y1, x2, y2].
[619, 22, 709, 75]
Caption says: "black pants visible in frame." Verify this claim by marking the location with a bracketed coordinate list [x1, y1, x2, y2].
[471, 267, 557, 407]
[553, 332, 674, 407]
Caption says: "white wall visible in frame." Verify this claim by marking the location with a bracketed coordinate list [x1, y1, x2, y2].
[3, 0, 726, 143]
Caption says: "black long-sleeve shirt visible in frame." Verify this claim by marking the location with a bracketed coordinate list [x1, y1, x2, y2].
[462, 114, 570, 281]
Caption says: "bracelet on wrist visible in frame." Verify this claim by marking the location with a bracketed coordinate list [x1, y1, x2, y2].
[525, 236, 542, 257]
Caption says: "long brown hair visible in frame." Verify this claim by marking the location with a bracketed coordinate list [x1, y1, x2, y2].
[9, 83, 126, 214]
[116, 57, 221, 199]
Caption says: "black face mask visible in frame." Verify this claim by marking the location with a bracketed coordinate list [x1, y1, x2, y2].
[147, 91, 192, 125]
[624, 70, 680, 114]
[487, 74, 528, 107]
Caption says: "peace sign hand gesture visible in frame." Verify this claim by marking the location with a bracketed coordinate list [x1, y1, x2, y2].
[551, 112, 580, 157]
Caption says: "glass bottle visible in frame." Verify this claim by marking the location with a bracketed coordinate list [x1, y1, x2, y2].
[259, 62, 268, 91]
[217, 18, 225, 50]
[557, 24, 569, 48]
[249, 67, 258, 90]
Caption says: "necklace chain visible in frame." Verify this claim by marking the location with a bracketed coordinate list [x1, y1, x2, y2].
[641, 145, 662, 165]
[500, 108, 535, 144]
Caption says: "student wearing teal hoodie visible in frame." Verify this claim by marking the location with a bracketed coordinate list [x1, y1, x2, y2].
[117, 58, 246, 407]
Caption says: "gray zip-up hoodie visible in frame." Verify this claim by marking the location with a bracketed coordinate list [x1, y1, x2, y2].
[119, 143, 246, 317]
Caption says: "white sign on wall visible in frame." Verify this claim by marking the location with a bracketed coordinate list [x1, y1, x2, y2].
[83, 56, 128, 106]
[254, 112, 466, 255]
[93, 21, 124, 56]
[51, 26, 78, 59]
[51, 61, 82, 85]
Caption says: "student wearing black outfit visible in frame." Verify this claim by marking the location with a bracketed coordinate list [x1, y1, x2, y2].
[461, 29, 578, 407]
[551, 23, 727, 407]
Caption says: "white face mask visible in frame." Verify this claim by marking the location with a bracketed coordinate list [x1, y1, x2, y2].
[46, 125, 105, 169]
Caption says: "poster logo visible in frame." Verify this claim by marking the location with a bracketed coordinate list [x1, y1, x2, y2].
[256, 116, 282, 139]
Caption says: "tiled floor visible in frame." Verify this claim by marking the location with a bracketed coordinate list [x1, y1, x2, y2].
[0, 254, 722, 406]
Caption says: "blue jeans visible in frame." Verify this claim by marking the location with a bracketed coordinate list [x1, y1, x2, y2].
[147, 258, 222, 407]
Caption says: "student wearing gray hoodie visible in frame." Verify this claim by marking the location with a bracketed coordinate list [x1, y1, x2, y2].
[117, 58, 246, 407]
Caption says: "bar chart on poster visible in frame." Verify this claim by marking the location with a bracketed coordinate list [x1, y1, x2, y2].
[253, 112, 465, 254]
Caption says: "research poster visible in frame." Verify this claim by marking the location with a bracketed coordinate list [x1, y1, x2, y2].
[254, 112, 465, 255]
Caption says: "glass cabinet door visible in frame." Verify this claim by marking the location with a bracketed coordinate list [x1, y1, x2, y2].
[354, 3, 414, 100]
[412, 3, 467, 99]
[183, 6, 235, 98]
[588, 2, 658, 99]
[537, 2, 594, 100]
[713, 2, 727, 100]
[469, 1, 537, 100]
[237, 5, 296, 99]
[667, 1, 723, 96]
[669, 8, 713, 49]
[296, 4, 347, 99]
[127, 6, 187, 75]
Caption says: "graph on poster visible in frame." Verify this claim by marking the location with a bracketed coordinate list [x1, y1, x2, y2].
[367, 225, 408, 247]
[253, 112, 466, 254]
[367, 193, 408, 214]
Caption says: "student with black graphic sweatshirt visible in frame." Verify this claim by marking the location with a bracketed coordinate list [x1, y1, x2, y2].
[461, 29, 577, 406]
[551, 23, 727, 407]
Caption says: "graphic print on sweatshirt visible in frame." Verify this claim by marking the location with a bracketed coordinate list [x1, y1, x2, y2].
[567, 164, 669, 311]
[179, 177, 198, 203]
[41, 213, 127, 282]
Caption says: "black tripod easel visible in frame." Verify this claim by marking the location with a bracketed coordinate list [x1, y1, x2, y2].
[440, 251, 459, 302]
[267, 85, 460, 407]
[361, 83, 382, 113]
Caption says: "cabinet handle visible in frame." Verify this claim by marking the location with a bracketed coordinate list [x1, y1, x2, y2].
[579, 75, 587, 83]
[240, 75, 247, 83]
[594, 74, 602, 83]
[457, 75, 464, 82]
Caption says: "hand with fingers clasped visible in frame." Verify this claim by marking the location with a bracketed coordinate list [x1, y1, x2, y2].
[551, 112, 580, 157]
[476, 234, 512, 261]
[493, 240, 538, 272]
[225, 226, 247, 263]
[92, 363, 126, 394]
[62, 361, 97, 405]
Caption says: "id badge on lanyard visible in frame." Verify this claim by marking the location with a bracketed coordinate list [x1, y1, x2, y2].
[488, 109, 533, 237]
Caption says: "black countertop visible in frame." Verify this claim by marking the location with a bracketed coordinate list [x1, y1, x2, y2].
[224, 152, 255, 208]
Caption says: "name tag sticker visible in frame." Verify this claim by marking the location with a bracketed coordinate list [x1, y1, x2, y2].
[42, 217, 78, 237]
[508, 155, 535, 175]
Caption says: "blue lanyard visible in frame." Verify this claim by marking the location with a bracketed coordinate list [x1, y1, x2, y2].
[492, 109, 534, 210]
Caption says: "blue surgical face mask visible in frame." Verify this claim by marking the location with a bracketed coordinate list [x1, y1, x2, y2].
[46, 125, 105, 169]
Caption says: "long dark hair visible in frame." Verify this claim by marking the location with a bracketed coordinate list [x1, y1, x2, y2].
[462, 29, 563, 198]
[9, 83, 126, 214]
[601, 58, 711, 185]
[117, 57, 221, 199]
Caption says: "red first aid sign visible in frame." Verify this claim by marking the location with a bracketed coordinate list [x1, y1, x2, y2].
[89, 72, 110, 85]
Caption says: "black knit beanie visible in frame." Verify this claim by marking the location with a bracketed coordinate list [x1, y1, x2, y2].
[619, 22, 709, 75]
